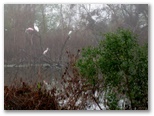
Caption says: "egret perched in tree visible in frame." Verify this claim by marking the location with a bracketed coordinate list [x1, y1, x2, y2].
[59, 30, 73, 61]
[68, 30, 72, 36]
[43, 48, 49, 55]
[68, 30, 72, 40]
[34, 24, 39, 32]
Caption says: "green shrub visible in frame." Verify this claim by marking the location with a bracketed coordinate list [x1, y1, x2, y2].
[77, 29, 148, 110]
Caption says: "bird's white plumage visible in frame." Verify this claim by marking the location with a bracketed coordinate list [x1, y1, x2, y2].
[68, 31, 72, 35]
[34, 24, 39, 32]
[43, 48, 49, 55]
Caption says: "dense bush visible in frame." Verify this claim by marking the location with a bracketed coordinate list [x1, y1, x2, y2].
[77, 29, 148, 110]
[4, 82, 59, 110]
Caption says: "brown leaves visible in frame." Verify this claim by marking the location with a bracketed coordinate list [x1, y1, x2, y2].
[55, 50, 94, 110]
[4, 82, 59, 110]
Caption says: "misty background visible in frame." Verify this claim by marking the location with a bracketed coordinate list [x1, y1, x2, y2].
[4, 4, 148, 64]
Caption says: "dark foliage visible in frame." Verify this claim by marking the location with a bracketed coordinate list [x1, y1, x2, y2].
[4, 82, 59, 110]
[77, 29, 148, 110]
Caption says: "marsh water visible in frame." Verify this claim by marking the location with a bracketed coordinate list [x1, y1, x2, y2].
[4, 63, 63, 86]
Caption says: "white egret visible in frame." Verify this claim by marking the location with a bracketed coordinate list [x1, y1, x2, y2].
[68, 30, 72, 36]
[34, 24, 39, 32]
[43, 48, 49, 55]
